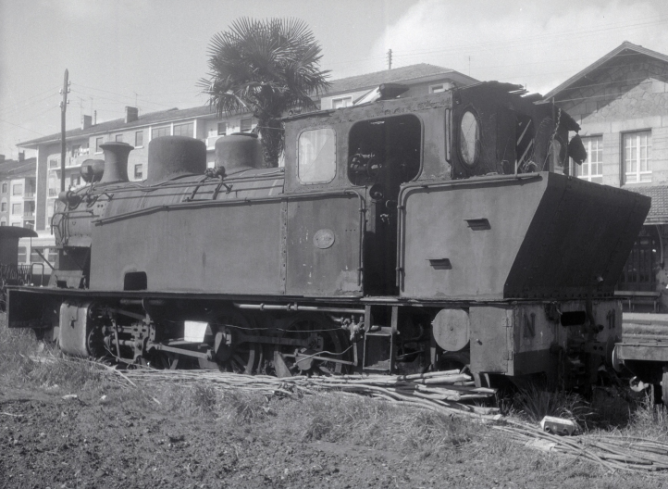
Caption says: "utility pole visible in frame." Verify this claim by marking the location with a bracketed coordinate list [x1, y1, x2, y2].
[387, 49, 392, 70]
[60, 69, 70, 192]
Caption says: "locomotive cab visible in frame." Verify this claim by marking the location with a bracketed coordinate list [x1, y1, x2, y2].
[281, 81, 581, 298]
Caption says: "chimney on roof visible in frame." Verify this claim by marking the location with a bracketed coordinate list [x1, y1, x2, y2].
[125, 106, 138, 124]
[81, 115, 92, 130]
[18, 151, 24, 162]
[0, 155, 4, 163]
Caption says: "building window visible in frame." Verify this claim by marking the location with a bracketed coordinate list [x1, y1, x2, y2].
[173, 122, 194, 137]
[624, 131, 651, 184]
[240, 118, 253, 133]
[573, 136, 603, 183]
[49, 159, 59, 169]
[1, 203, 6, 212]
[298, 128, 336, 184]
[429, 84, 449, 93]
[0, 221, 5, 226]
[11, 203, 21, 215]
[12, 183, 23, 196]
[18, 247, 26, 263]
[217, 122, 227, 136]
[115, 134, 124, 142]
[48, 188, 58, 197]
[95, 137, 104, 153]
[1, 183, 6, 193]
[618, 227, 658, 291]
[134, 164, 143, 179]
[30, 247, 45, 263]
[332, 97, 352, 109]
[48, 248, 58, 264]
[152, 125, 170, 138]
[135, 131, 144, 147]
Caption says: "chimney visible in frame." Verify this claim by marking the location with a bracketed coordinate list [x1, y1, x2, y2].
[0, 155, 4, 163]
[99, 142, 132, 184]
[18, 151, 24, 162]
[81, 115, 92, 130]
[125, 106, 138, 124]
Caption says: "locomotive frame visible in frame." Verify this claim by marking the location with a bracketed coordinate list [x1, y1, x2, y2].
[6, 81, 650, 390]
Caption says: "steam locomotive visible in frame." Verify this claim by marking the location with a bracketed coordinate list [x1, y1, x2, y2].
[6, 81, 651, 390]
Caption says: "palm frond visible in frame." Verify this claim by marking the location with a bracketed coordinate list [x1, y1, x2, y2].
[203, 17, 330, 166]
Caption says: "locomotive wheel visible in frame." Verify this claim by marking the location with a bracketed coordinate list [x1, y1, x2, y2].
[210, 310, 259, 375]
[275, 313, 350, 377]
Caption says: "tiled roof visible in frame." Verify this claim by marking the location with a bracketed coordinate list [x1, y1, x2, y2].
[19, 105, 217, 148]
[325, 63, 477, 96]
[544, 41, 668, 99]
[627, 185, 668, 224]
[0, 158, 36, 179]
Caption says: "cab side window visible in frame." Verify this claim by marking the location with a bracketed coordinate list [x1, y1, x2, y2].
[298, 128, 337, 184]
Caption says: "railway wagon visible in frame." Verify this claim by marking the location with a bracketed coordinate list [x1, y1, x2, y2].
[7, 81, 651, 390]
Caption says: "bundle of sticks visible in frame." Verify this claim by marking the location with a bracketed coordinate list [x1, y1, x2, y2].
[119, 367, 498, 418]
[498, 423, 668, 473]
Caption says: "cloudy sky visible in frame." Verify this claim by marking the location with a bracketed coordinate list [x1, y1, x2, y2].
[1, 0, 668, 158]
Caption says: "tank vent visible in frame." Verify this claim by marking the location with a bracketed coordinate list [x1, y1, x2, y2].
[99, 142, 133, 184]
[214, 133, 263, 174]
[147, 136, 207, 183]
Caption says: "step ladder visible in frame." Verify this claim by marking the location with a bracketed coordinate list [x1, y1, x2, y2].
[360, 305, 397, 373]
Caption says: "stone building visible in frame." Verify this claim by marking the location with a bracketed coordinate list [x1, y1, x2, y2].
[545, 41, 668, 297]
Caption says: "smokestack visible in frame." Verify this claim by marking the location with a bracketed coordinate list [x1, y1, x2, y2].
[81, 115, 92, 130]
[18, 151, 24, 162]
[125, 106, 138, 123]
[99, 142, 133, 184]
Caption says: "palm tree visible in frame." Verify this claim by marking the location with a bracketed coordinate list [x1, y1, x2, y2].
[200, 18, 331, 167]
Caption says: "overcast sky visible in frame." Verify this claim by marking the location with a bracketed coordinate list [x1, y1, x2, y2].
[1, 0, 668, 159]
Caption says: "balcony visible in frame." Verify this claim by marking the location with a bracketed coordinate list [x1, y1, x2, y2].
[23, 212, 35, 219]
[23, 191, 35, 200]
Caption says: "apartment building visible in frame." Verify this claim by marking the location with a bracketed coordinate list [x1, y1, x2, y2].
[0, 154, 52, 282]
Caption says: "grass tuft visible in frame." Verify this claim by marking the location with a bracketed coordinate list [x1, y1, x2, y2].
[512, 384, 592, 429]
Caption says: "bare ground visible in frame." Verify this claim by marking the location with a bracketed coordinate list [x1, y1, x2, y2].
[1, 378, 667, 489]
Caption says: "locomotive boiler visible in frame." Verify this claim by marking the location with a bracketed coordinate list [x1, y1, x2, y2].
[7, 81, 650, 390]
